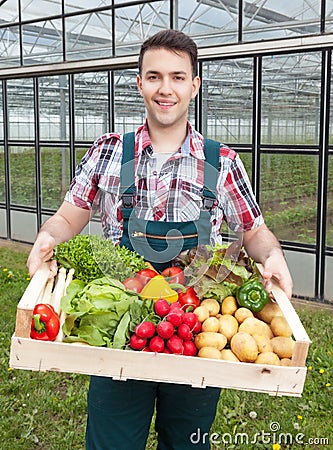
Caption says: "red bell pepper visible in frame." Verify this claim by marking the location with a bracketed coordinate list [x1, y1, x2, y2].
[30, 304, 60, 341]
[177, 286, 200, 310]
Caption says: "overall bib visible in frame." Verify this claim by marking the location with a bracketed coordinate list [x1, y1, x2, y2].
[86, 133, 222, 450]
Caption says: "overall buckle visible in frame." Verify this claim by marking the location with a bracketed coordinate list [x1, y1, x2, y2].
[122, 193, 134, 209]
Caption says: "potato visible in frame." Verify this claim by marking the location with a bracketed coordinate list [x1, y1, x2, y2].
[202, 316, 220, 333]
[221, 296, 238, 315]
[280, 358, 292, 366]
[255, 301, 283, 323]
[220, 349, 240, 362]
[234, 307, 254, 324]
[194, 305, 210, 323]
[198, 346, 222, 360]
[218, 314, 239, 342]
[255, 352, 280, 365]
[271, 336, 295, 359]
[200, 299, 220, 316]
[239, 317, 273, 339]
[230, 332, 258, 362]
[270, 316, 292, 337]
[252, 333, 273, 353]
[195, 331, 227, 351]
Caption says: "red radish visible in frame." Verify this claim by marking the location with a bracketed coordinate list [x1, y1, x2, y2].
[129, 334, 147, 350]
[149, 336, 165, 353]
[163, 347, 172, 354]
[154, 299, 170, 318]
[183, 341, 198, 356]
[169, 301, 181, 310]
[167, 309, 184, 327]
[177, 323, 193, 341]
[156, 321, 174, 339]
[167, 335, 184, 354]
[142, 347, 151, 352]
[135, 321, 155, 339]
[182, 312, 198, 329]
[192, 320, 202, 334]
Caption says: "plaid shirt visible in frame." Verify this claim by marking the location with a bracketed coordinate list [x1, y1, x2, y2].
[65, 121, 263, 244]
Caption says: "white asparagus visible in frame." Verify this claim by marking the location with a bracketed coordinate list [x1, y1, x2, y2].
[56, 268, 75, 342]
[52, 267, 67, 315]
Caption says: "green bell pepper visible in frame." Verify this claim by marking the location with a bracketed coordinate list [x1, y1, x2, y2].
[236, 280, 269, 312]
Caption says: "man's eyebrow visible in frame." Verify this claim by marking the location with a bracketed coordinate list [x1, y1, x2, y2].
[144, 70, 188, 76]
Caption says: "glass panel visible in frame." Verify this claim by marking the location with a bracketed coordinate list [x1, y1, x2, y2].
[9, 146, 36, 207]
[20, 0, 62, 20]
[65, 11, 112, 61]
[285, 249, 315, 298]
[1, 0, 19, 22]
[177, 0, 238, 46]
[114, 69, 145, 134]
[330, 56, 333, 145]
[22, 19, 63, 65]
[115, 2, 170, 56]
[0, 26, 21, 68]
[325, 0, 333, 32]
[7, 79, 34, 141]
[243, 0, 320, 41]
[11, 210, 37, 242]
[75, 147, 89, 165]
[41, 147, 70, 209]
[74, 72, 109, 141]
[327, 155, 333, 247]
[64, 1, 111, 13]
[261, 52, 321, 145]
[260, 153, 318, 244]
[0, 146, 5, 203]
[202, 59, 253, 144]
[0, 87, 3, 141]
[325, 256, 333, 302]
[39, 75, 69, 141]
[0, 209, 6, 238]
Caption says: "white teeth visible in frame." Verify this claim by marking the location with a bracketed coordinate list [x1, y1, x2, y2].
[157, 101, 174, 106]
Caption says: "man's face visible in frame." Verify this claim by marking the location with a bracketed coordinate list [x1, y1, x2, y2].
[136, 48, 200, 130]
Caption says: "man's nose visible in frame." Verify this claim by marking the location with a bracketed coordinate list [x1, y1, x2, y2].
[158, 77, 173, 95]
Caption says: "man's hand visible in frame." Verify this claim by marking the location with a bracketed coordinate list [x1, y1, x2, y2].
[261, 253, 293, 300]
[243, 224, 293, 300]
[27, 232, 58, 278]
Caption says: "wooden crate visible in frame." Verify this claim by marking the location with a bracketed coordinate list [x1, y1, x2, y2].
[10, 263, 311, 397]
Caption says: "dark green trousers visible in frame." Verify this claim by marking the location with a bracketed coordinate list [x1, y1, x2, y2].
[86, 376, 221, 450]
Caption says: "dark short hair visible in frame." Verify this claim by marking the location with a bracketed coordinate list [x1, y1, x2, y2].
[138, 29, 198, 78]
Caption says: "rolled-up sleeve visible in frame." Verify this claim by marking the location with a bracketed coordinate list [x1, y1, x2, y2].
[218, 152, 264, 232]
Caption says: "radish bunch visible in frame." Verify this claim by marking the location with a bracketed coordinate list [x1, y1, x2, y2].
[129, 299, 202, 356]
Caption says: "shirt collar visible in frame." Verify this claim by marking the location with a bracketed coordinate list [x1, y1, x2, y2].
[135, 120, 205, 160]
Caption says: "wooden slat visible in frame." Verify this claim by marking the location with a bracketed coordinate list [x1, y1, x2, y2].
[10, 336, 307, 397]
[256, 263, 311, 367]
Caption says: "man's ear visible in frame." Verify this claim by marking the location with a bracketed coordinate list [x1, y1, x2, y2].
[136, 74, 143, 96]
[191, 76, 201, 99]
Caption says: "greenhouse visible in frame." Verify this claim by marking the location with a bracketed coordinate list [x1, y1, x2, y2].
[0, 0, 333, 302]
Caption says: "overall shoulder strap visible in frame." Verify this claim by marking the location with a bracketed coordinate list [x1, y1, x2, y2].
[202, 138, 220, 211]
[120, 132, 135, 207]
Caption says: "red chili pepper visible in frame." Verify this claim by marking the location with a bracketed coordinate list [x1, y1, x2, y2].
[30, 304, 60, 341]
[177, 286, 200, 310]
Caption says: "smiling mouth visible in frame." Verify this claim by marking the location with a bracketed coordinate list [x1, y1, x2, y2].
[155, 100, 176, 107]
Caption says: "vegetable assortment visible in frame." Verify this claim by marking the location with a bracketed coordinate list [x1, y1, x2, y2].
[32, 238, 295, 366]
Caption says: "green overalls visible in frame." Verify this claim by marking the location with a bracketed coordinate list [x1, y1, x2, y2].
[86, 133, 222, 450]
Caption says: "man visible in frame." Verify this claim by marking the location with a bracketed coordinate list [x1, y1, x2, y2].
[27, 29, 293, 449]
